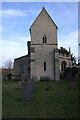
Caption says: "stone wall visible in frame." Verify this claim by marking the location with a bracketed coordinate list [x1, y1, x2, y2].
[59, 54, 72, 75]
[30, 8, 59, 80]
[13, 55, 30, 81]
[54, 48, 60, 80]
[13, 8, 73, 81]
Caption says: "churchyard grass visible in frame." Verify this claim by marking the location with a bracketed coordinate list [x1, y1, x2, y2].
[2, 80, 79, 118]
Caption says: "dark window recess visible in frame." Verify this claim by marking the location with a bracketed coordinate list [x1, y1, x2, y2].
[31, 59, 34, 62]
[44, 62, 46, 71]
[31, 47, 34, 53]
[42, 35, 47, 43]
[61, 61, 67, 71]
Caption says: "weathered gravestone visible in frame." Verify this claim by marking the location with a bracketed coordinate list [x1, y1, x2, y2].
[21, 80, 35, 101]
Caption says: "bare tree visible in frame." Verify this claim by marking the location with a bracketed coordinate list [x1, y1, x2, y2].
[2, 59, 13, 70]
[2, 59, 14, 80]
[3, 59, 13, 75]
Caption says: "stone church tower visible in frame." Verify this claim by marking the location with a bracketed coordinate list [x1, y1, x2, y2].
[30, 7, 59, 80]
[13, 7, 73, 81]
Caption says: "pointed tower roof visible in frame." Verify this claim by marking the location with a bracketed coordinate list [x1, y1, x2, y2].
[30, 7, 58, 30]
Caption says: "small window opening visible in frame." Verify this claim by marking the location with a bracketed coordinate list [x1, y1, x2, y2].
[61, 61, 67, 71]
[42, 35, 47, 43]
[44, 62, 46, 71]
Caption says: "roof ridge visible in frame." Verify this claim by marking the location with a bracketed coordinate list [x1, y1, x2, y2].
[30, 7, 58, 30]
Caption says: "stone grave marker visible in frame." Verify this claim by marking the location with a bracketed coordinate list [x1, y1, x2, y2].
[21, 81, 32, 101]
[21, 80, 35, 101]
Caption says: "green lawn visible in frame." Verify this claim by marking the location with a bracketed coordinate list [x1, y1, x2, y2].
[2, 80, 79, 118]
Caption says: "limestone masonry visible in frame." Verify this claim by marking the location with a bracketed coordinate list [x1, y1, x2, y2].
[13, 8, 72, 81]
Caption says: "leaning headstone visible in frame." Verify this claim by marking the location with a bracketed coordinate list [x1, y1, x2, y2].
[21, 81, 33, 101]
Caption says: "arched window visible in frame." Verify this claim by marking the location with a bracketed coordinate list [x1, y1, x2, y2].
[44, 62, 46, 71]
[61, 61, 67, 71]
[42, 35, 47, 43]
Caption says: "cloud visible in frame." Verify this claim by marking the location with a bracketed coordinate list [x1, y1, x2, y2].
[0, 9, 39, 18]
[0, 34, 30, 67]
[58, 31, 78, 60]
[0, 31, 78, 68]
[0, 0, 79, 2]
[0, 9, 27, 17]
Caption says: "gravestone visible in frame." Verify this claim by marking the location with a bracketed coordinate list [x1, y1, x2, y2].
[21, 81, 32, 101]
[21, 80, 35, 101]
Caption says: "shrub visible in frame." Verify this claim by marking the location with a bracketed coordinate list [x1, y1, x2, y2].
[64, 67, 79, 81]
[71, 67, 79, 76]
